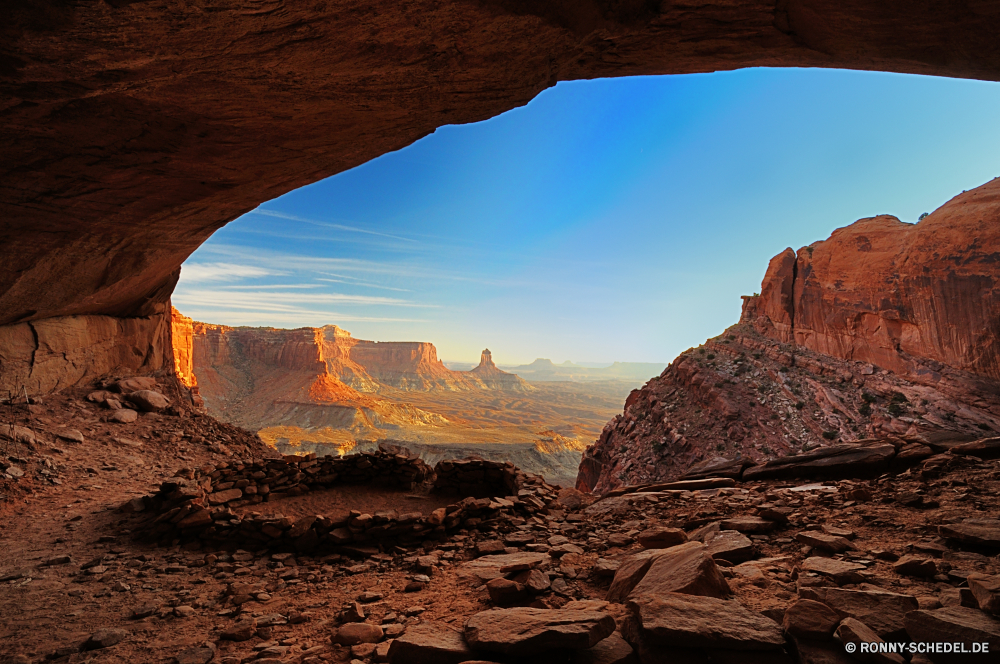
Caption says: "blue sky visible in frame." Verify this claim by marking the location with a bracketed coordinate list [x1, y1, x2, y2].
[175, 68, 1000, 365]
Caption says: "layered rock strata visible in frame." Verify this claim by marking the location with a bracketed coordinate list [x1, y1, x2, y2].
[579, 180, 1000, 493]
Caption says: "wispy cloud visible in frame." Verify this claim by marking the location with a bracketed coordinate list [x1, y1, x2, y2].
[250, 209, 419, 244]
[180, 262, 287, 283]
[174, 290, 435, 311]
[316, 274, 411, 292]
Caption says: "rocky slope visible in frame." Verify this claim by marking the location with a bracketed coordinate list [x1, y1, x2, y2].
[578, 179, 1000, 494]
[6, 2, 1000, 396]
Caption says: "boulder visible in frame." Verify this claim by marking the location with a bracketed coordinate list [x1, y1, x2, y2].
[573, 632, 637, 664]
[705, 530, 755, 564]
[335, 622, 383, 645]
[607, 549, 671, 603]
[801, 558, 866, 585]
[782, 599, 841, 640]
[892, 555, 936, 578]
[904, 606, 1000, 662]
[833, 618, 903, 664]
[637, 526, 688, 549]
[111, 408, 138, 423]
[798, 587, 918, 639]
[720, 517, 777, 534]
[115, 377, 157, 393]
[625, 592, 785, 650]
[795, 532, 854, 554]
[125, 389, 170, 412]
[967, 573, 1000, 614]
[464, 607, 615, 655]
[458, 552, 548, 584]
[939, 519, 1000, 549]
[627, 541, 731, 601]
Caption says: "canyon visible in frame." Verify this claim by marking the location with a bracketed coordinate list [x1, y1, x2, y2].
[171, 316, 642, 487]
[578, 177, 1000, 493]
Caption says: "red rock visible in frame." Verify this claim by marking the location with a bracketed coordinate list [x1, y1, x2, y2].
[125, 389, 170, 412]
[387, 621, 474, 664]
[627, 541, 731, 601]
[625, 592, 785, 650]
[834, 618, 903, 664]
[782, 599, 841, 639]
[637, 526, 688, 549]
[464, 607, 615, 655]
[797, 587, 918, 640]
[335, 622, 383, 645]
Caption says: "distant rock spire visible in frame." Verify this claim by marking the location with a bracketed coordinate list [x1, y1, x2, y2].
[478, 348, 495, 369]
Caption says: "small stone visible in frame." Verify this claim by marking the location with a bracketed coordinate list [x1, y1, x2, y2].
[968, 573, 1000, 614]
[81, 628, 128, 650]
[57, 429, 85, 443]
[173, 646, 215, 664]
[835, 618, 903, 664]
[893, 555, 936, 578]
[111, 409, 138, 423]
[335, 622, 383, 645]
[783, 599, 841, 639]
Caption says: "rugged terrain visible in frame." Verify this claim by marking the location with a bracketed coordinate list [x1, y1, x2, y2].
[4, 375, 1000, 664]
[173, 316, 635, 487]
[578, 179, 1000, 493]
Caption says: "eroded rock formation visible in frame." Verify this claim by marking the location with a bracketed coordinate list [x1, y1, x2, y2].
[579, 179, 1000, 493]
[177, 318, 531, 432]
[6, 2, 1000, 392]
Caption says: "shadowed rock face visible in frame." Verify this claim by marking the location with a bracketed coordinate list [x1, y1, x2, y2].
[5, 2, 1000, 391]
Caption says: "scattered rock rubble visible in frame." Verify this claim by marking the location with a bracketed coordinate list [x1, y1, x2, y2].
[3, 379, 1000, 664]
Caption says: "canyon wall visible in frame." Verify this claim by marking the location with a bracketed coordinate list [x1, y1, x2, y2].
[175, 319, 531, 432]
[578, 178, 1000, 493]
[6, 2, 1000, 393]
[742, 181, 1000, 382]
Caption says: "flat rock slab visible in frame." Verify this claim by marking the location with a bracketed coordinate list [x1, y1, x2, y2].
[801, 557, 866, 585]
[627, 541, 730, 601]
[720, 517, 777, 534]
[387, 620, 475, 664]
[950, 437, 1000, 459]
[626, 592, 785, 650]
[464, 607, 615, 655]
[939, 519, 1000, 549]
[905, 607, 1000, 663]
[705, 530, 755, 564]
[458, 552, 548, 583]
[681, 457, 754, 481]
[798, 587, 918, 639]
[795, 532, 854, 553]
[742, 444, 895, 481]
[646, 478, 738, 491]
